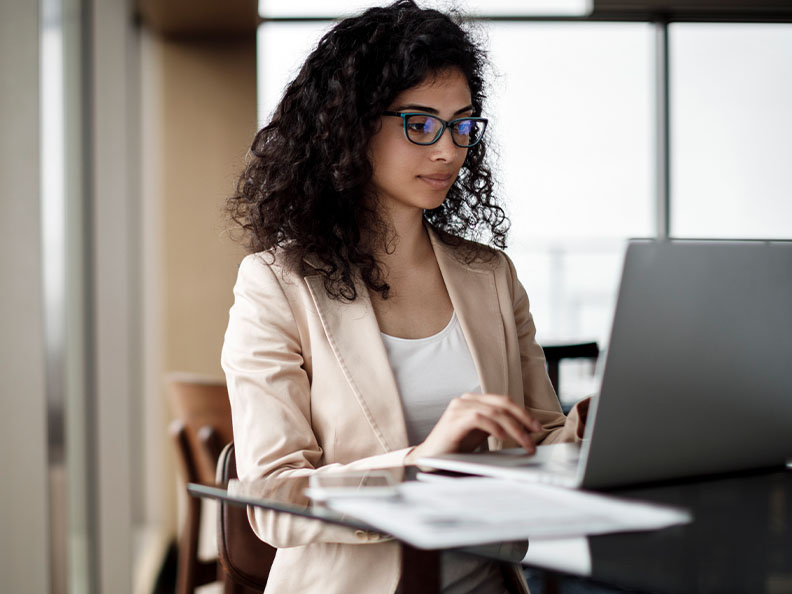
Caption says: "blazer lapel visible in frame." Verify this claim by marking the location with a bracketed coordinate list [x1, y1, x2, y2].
[428, 229, 509, 399]
[303, 272, 409, 453]
[302, 228, 509, 454]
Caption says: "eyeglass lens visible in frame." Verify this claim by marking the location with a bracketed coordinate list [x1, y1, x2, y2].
[404, 114, 484, 147]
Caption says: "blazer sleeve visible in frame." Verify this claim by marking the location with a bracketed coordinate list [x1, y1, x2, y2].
[503, 253, 585, 445]
[222, 254, 408, 548]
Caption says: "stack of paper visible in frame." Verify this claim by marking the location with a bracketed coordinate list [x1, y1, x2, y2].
[321, 476, 691, 550]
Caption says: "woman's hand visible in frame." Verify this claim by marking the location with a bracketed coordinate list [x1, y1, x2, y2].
[404, 393, 542, 465]
[574, 395, 592, 439]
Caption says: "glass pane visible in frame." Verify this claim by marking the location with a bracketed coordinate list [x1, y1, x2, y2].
[259, 0, 591, 18]
[42, 0, 96, 590]
[487, 22, 654, 350]
[256, 20, 655, 399]
[257, 21, 332, 127]
[670, 24, 792, 239]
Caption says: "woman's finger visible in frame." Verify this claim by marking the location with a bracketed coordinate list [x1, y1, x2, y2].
[460, 393, 542, 433]
[462, 411, 508, 442]
[486, 409, 537, 452]
[410, 394, 542, 462]
[454, 399, 537, 452]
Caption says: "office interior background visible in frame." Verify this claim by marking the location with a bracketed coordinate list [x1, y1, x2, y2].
[1, 0, 790, 592]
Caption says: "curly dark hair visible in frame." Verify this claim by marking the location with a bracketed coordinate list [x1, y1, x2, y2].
[228, 0, 509, 300]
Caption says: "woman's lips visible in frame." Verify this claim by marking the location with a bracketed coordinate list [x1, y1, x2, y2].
[418, 174, 454, 190]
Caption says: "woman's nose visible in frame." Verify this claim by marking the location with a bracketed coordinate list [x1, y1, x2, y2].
[429, 127, 460, 160]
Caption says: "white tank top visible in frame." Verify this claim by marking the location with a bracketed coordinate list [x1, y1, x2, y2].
[380, 311, 481, 446]
[381, 312, 507, 594]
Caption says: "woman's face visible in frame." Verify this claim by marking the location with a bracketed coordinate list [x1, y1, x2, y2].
[368, 68, 472, 219]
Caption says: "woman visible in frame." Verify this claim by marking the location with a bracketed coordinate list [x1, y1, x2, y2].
[223, 2, 588, 593]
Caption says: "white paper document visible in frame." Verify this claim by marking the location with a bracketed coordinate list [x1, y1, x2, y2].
[522, 537, 592, 576]
[321, 477, 691, 550]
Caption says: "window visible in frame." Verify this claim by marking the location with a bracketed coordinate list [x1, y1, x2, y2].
[256, 8, 789, 401]
[487, 22, 654, 349]
[670, 23, 792, 239]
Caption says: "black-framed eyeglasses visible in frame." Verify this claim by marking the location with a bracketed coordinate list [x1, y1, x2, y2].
[382, 111, 488, 148]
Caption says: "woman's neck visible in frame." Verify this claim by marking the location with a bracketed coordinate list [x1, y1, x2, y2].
[373, 207, 434, 274]
[365, 206, 452, 334]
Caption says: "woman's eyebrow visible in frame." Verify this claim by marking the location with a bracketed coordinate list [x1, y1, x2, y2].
[393, 103, 474, 116]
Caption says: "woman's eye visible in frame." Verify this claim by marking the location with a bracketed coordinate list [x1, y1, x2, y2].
[406, 116, 437, 134]
[454, 120, 473, 136]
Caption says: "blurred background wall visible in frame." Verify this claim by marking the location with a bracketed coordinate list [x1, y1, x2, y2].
[138, 25, 255, 593]
[1, 2, 49, 593]
[2, 1, 257, 592]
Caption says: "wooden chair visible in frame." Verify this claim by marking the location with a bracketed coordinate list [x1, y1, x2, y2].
[168, 374, 235, 594]
[215, 442, 277, 593]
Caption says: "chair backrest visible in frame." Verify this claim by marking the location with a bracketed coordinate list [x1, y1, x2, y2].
[216, 442, 277, 590]
[168, 373, 234, 485]
[542, 341, 599, 407]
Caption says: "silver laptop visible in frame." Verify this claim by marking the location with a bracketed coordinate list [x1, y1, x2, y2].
[419, 240, 792, 489]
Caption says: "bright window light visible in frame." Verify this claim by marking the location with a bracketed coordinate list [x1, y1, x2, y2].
[671, 23, 792, 239]
[486, 22, 654, 352]
[259, 0, 591, 19]
[257, 21, 333, 126]
[257, 19, 652, 360]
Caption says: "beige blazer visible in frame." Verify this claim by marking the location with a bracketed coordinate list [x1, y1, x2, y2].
[222, 227, 583, 594]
